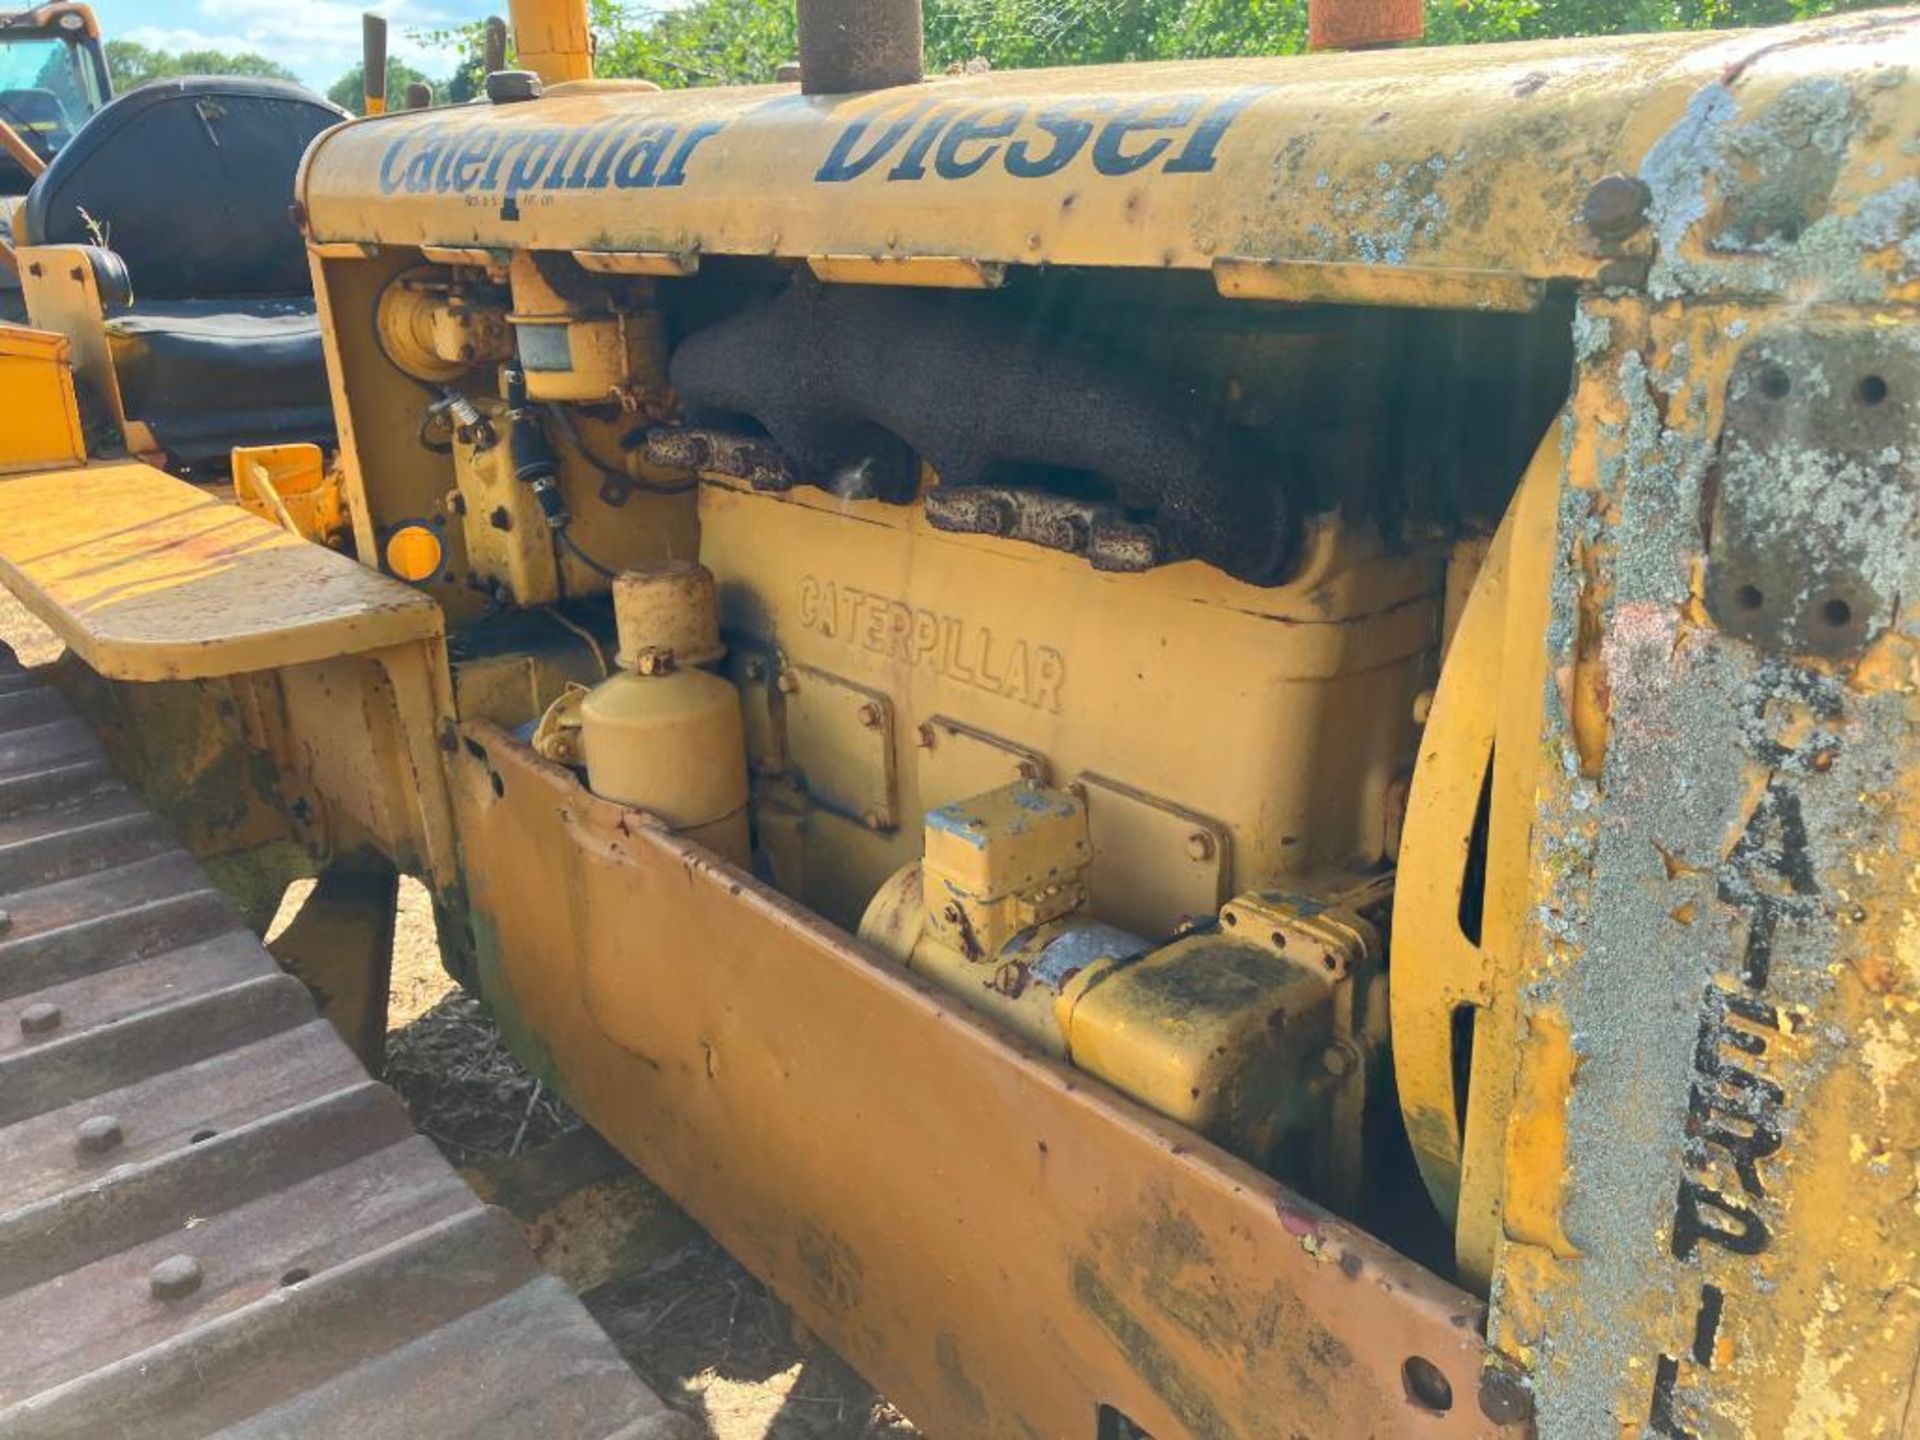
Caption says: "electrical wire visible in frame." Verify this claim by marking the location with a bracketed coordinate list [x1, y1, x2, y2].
[559, 527, 620, 579]
[545, 608, 611, 677]
[544, 404, 698, 496]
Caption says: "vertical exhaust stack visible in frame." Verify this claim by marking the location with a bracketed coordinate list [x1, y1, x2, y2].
[361, 12, 387, 115]
[508, 0, 594, 84]
[796, 0, 922, 95]
[1307, 0, 1422, 51]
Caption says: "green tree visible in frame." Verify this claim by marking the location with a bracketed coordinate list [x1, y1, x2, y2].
[105, 39, 298, 91]
[328, 58, 437, 114]
[411, 0, 1889, 95]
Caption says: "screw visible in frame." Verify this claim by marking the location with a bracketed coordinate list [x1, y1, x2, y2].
[776, 671, 799, 694]
[75, 1114, 123, 1154]
[856, 703, 881, 728]
[149, 1254, 203, 1302]
[19, 1001, 60, 1035]
[1321, 1046, 1355, 1077]
[1581, 173, 1651, 240]
[1185, 832, 1215, 862]
[915, 722, 935, 749]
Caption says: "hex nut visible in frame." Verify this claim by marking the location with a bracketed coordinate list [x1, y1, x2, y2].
[149, 1254, 204, 1302]
[75, 1114, 123, 1154]
[18, 1001, 61, 1035]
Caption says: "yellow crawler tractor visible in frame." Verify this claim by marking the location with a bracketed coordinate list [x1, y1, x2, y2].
[1, 0, 1917, 1436]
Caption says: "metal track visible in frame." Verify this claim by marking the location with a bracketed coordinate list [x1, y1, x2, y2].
[0, 652, 692, 1440]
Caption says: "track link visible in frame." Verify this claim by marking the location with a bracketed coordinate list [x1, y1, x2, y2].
[0, 652, 691, 1439]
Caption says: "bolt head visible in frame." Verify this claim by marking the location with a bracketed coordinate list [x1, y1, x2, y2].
[776, 671, 800, 694]
[75, 1114, 123, 1154]
[914, 722, 935, 749]
[1581, 173, 1651, 239]
[1320, 1045, 1355, 1078]
[1185, 831, 1215, 862]
[1477, 1367, 1534, 1425]
[941, 903, 964, 925]
[856, 702, 881, 728]
[743, 658, 767, 681]
[19, 1001, 61, 1035]
[861, 807, 888, 831]
[149, 1254, 203, 1302]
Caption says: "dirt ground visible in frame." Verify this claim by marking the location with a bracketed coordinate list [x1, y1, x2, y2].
[1, 592, 913, 1440]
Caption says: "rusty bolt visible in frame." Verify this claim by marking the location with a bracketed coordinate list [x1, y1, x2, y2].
[149, 1254, 203, 1302]
[1581, 173, 1651, 240]
[1321, 1045, 1356, 1078]
[856, 702, 881, 728]
[1185, 831, 1215, 862]
[1477, 1367, 1534, 1426]
[75, 1114, 123, 1154]
[776, 670, 800, 694]
[915, 722, 936, 749]
[941, 903, 964, 925]
[19, 1001, 60, 1035]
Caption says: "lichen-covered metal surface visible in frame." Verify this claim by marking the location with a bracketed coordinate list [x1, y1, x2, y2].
[0, 649, 690, 1440]
[1491, 302, 1920, 1437]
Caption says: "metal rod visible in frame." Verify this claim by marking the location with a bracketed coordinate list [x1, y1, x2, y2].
[0, 116, 47, 179]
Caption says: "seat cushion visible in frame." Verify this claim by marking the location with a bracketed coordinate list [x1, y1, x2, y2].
[105, 297, 334, 469]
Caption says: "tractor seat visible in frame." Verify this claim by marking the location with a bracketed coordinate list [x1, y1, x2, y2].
[103, 298, 332, 468]
[16, 77, 347, 470]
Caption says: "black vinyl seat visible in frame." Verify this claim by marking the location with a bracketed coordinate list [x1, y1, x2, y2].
[104, 298, 333, 468]
[17, 77, 348, 467]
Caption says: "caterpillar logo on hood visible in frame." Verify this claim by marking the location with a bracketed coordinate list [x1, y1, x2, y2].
[377, 117, 728, 198]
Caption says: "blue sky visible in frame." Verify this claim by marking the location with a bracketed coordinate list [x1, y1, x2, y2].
[93, 0, 499, 92]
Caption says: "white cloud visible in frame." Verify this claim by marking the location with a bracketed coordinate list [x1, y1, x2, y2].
[123, 0, 491, 92]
